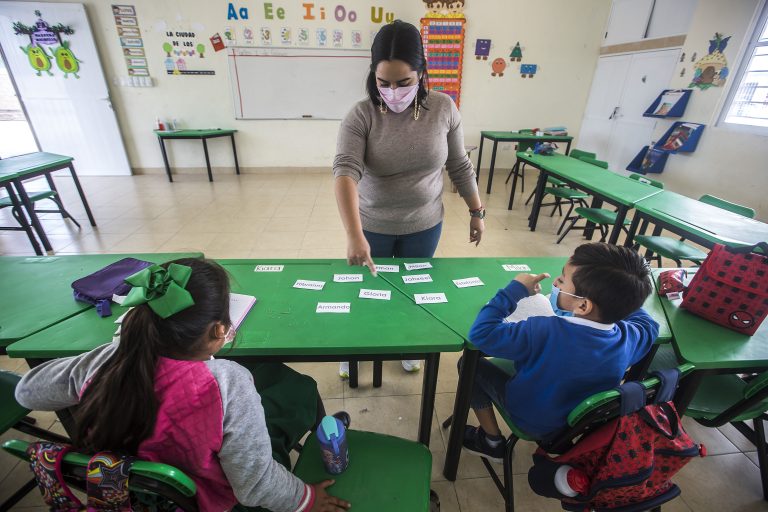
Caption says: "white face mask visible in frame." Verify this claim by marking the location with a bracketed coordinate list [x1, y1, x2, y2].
[377, 84, 419, 113]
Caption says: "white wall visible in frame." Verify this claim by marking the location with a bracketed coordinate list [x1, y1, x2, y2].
[650, 0, 768, 220]
[2, 0, 611, 174]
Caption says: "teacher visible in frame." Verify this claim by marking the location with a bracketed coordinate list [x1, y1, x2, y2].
[333, 20, 484, 376]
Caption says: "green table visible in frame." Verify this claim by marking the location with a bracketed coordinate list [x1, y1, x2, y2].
[520, 152, 664, 245]
[154, 129, 240, 182]
[0, 253, 201, 349]
[475, 131, 573, 194]
[625, 190, 768, 250]
[652, 269, 768, 414]
[371, 257, 671, 481]
[0, 152, 96, 255]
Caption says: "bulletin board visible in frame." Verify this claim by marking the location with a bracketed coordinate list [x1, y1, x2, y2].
[420, 18, 466, 107]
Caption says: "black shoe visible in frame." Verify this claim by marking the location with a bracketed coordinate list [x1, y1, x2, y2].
[462, 425, 505, 464]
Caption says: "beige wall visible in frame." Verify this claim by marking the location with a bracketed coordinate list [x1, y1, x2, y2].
[649, 0, 768, 220]
[4, 0, 610, 174]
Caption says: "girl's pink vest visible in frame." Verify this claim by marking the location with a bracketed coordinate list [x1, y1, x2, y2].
[137, 357, 237, 511]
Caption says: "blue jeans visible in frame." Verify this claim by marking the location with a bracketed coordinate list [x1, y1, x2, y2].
[459, 356, 516, 411]
[363, 222, 443, 258]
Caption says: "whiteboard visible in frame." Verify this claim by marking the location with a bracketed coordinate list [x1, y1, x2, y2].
[227, 47, 370, 120]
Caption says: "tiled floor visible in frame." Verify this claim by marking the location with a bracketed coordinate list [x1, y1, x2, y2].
[1, 168, 766, 511]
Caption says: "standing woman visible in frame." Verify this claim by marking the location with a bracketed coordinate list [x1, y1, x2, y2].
[333, 20, 485, 376]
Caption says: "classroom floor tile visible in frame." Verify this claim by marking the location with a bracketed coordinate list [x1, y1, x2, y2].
[0, 169, 759, 511]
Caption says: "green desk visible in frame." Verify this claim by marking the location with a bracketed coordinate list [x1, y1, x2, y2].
[154, 129, 240, 182]
[0, 253, 202, 349]
[520, 152, 663, 245]
[0, 152, 96, 255]
[652, 269, 768, 414]
[625, 190, 768, 250]
[372, 257, 671, 481]
[475, 131, 573, 194]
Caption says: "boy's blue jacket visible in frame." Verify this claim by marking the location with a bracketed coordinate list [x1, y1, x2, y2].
[469, 281, 658, 438]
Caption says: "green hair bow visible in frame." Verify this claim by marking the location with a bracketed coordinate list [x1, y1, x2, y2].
[122, 263, 195, 319]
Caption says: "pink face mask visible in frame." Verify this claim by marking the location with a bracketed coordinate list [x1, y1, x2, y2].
[377, 84, 419, 113]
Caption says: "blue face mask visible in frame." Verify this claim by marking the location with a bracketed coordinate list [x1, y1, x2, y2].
[549, 285, 584, 317]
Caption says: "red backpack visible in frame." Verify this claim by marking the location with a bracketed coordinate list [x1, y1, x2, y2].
[528, 369, 705, 512]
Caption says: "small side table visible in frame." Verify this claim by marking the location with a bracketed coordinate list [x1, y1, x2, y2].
[154, 129, 240, 182]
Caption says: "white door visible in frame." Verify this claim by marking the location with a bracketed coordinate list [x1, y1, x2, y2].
[0, 2, 130, 175]
[603, 0, 654, 46]
[578, 49, 680, 171]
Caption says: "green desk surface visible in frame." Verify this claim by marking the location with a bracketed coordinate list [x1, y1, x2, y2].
[376, 257, 671, 344]
[6, 260, 464, 359]
[481, 131, 573, 142]
[154, 129, 237, 138]
[634, 190, 768, 247]
[518, 152, 663, 206]
[0, 253, 202, 346]
[654, 269, 768, 370]
[0, 152, 73, 181]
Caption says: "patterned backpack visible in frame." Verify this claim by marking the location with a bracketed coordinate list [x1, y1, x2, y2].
[528, 369, 705, 512]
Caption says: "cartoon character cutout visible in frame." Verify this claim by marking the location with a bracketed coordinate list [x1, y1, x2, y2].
[317, 28, 328, 47]
[475, 39, 491, 60]
[510, 42, 522, 62]
[298, 28, 310, 46]
[491, 58, 506, 77]
[729, 310, 755, 330]
[333, 29, 343, 48]
[520, 64, 538, 78]
[280, 27, 292, 45]
[690, 33, 731, 90]
[53, 41, 81, 79]
[20, 45, 53, 76]
[261, 27, 272, 46]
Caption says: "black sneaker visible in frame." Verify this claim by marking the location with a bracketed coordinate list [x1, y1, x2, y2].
[462, 425, 505, 464]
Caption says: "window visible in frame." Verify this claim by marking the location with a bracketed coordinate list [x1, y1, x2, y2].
[722, 2, 768, 130]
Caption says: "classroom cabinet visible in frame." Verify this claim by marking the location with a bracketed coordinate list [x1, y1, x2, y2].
[603, 0, 698, 46]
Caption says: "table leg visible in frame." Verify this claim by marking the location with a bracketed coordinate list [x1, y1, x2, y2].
[158, 138, 173, 182]
[443, 348, 479, 481]
[564, 140, 572, 156]
[67, 165, 96, 227]
[508, 160, 521, 210]
[583, 197, 603, 240]
[674, 371, 704, 415]
[13, 179, 53, 253]
[475, 136, 485, 185]
[4, 183, 42, 255]
[231, 134, 241, 175]
[625, 214, 642, 248]
[528, 169, 548, 231]
[608, 206, 628, 245]
[486, 142, 499, 194]
[202, 138, 213, 182]
[373, 360, 383, 388]
[418, 353, 440, 446]
[349, 359, 358, 389]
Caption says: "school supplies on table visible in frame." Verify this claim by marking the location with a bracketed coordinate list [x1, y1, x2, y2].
[71, 258, 153, 317]
[658, 269, 687, 298]
[229, 292, 257, 329]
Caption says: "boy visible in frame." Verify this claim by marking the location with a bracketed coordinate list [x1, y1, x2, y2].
[463, 243, 658, 462]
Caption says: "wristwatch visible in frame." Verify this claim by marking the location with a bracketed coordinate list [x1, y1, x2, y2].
[469, 206, 486, 219]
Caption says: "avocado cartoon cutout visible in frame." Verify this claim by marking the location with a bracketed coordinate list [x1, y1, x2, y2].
[20, 45, 53, 76]
[13, 10, 79, 78]
[54, 41, 82, 78]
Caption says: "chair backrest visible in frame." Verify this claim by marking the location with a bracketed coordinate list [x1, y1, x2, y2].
[578, 156, 608, 169]
[542, 364, 694, 453]
[629, 173, 664, 189]
[699, 194, 755, 218]
[2, 439, 199, 511]
[569, 149, 596, 160]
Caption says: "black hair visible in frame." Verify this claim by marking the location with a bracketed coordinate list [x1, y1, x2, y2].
[569, 243, 652, 324]
[366, 20, 429, 110]
[74, 257, 231, 454]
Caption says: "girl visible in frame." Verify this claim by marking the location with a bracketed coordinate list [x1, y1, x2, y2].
[15, 258, 351, 512]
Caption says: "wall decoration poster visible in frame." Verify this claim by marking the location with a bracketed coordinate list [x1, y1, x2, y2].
[111, 5, 148, 77]
[491, 57, 506, 77]
[163, 27, 214, 75]
[690, 33, 730, 90]
[332, 28, 343, 47]
[317, 28, 327, 47]
[260, 26, 272, 45]
[243, 26, 254, 45]
[298, 27, 310, 46]
[351, 30, 362, 48]
[223, 26, 235, 45]
[280, 27, 292, 45]
[210, 33, 225, 52]
[421, 4, 466, 106]
[12, 9, 81, 78]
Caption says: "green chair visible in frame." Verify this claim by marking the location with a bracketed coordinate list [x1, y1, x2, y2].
[634, 194, 756, 266]
[505, 129, 537, 192]
[443, 359, 694, 512]
[294, 430, 436, 511]
[0, 371, 72, 511]
[538, 154, 608, 224]
[522, 149, 597, 207]
[556, 173, 664, 245]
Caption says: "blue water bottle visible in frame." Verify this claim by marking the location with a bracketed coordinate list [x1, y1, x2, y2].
[316, 415, 349, 474]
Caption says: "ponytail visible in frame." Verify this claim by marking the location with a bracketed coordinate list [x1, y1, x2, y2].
[74, 305, 160, 453]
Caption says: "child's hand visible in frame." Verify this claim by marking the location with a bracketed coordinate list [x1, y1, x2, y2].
[514, 273, 550, 296]
[311, 480, 351, 511]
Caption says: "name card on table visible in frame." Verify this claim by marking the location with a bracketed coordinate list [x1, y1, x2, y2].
[402, 274, 433, 284]
[414, 293, 448, 304]
[255, 265, 284, 272]
[404, 262, 433, 271]
[374, 264, 400, 273]
[334, 274, 364, 282]
[359, 289, 392, 300]
[294, 279, 326, 290]
[502, 264, 531, 272]
[316, 302, 351, 313]
[453, 277, 484, 288]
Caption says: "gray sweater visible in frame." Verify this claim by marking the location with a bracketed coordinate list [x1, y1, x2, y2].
[15, 343, 309, 512]
[333, 91, 478, 235]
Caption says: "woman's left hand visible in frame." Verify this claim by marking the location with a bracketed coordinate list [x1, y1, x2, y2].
[470, 217, 484, 246]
